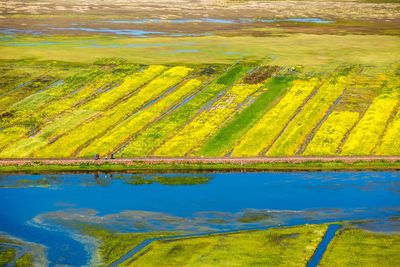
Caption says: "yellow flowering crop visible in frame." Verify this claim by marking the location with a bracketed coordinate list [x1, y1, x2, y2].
[303, 111, 359, 156]
[83, 65, 166, 111]
[376, 107, 400, 155]
[34, 66, 192, 158]
[342, 93, 399, 155]
[79, 79, 202, 157]
[266, 74, 351, 156]
[154, 83, 263, 156]
[231, 78, 319, 157]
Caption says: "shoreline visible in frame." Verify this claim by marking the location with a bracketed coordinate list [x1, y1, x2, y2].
[0, 156, 399, 173]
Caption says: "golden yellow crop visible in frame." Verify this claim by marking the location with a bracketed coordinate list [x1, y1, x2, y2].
[231, 78, 319, 157]
[303, 111, 359, 155]
[267, 74, 351, 156]
[341, 93, 399, 155]
[376, 107, 400, 155]
[79, 79, 202, 157]
[0, 110, 95, 158]
[83, 65, 166, 111]
[34, 66, 192, 158]
[154, 83, 263, 156]
[0, 127, 28, 152]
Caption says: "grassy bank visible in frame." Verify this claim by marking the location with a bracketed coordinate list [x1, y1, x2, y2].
[320, 228, 400, 266]
[121, 224, 327, 266]
[0, 159, 399, 173]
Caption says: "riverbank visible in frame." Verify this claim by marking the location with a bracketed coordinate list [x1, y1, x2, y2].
[0, 157, 399, 173]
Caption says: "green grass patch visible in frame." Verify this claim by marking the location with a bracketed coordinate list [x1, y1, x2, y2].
[0, 160, 399, 174]
[320, 228, 400, 266]
[76, 225, 180, 266]
[123, 224, 327, 266]
[199, 75, 294, 156]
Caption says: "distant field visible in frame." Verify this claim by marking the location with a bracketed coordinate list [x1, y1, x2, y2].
[0, 59, 399, 158]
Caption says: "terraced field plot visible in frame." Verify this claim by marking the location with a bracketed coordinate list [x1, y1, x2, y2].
[0, 60, 399, 158]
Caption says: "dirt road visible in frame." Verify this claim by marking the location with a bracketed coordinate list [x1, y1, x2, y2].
[0, 156, 399, 166]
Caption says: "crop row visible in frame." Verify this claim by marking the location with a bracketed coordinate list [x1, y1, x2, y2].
[341, 92, 399, 155]
[231, 78, 319, 156]
[198, 75, 294, 156]
[303, 111, 360, 155]
[154, 82, 263, 156]
[266, 70, 354, 156]
[0, 66, 154, 157]
[32, 66, 192, 158]
[118, 64, 250, 157]
[79, 78, 203, 157]
[1, 62, 399, 158]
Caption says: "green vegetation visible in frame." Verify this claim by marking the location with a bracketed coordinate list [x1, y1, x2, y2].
[0, 247, 16, 266]
[122, 224, 327, 266]
[320, 228, 400, 266]
[121, 174, 212, 186]
[0, 160, 399, 174]
[119, 64, 250, 157]
[0, 48, 399, 159]
[267, 68, 354, 156]
[15, 254, 35, 267]
[76, 225, 180, 266]
[1, 34, 399, 71]
[200, 75, 294, 156]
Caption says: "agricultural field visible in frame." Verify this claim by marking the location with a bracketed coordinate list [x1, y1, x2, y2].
[0, 60, 399, 158]
[0, 1, 400, 265]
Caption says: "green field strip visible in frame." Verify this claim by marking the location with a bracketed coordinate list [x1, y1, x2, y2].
[153, 82, 263, 157]
[376, 105, 400, 155]
[0, 110, 95, 158]
[0, 66, 47, 96]
[0, 69, 102, 136]
[266, 70, 354, 156]
[7, 69, 100, 113]
[33, 66, 192, 158]
[198, 75, 294, 156]
[303, 111, 360, 156]
[341, 92, 399, 155]
[79, 79, 204, 157]
[118, 64, 250, 157]
[123, 224, 327, 267]
[0, 76, 61, 111]
[231, 78, 319, 157]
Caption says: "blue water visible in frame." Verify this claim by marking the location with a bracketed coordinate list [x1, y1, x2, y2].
[106, 17, 334, 24]
[0, 171, 399, 266]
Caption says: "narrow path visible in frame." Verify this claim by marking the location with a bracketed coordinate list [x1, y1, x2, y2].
[307, 224, 341, 267]
[1, 156, 400, 166]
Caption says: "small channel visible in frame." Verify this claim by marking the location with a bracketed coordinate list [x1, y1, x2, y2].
[307, 224, 341, 267]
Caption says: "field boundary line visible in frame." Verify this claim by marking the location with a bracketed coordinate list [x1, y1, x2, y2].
[259, 78, 322, 156]
[146, 65, 256, 155]
[297, 89, 346, 155]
